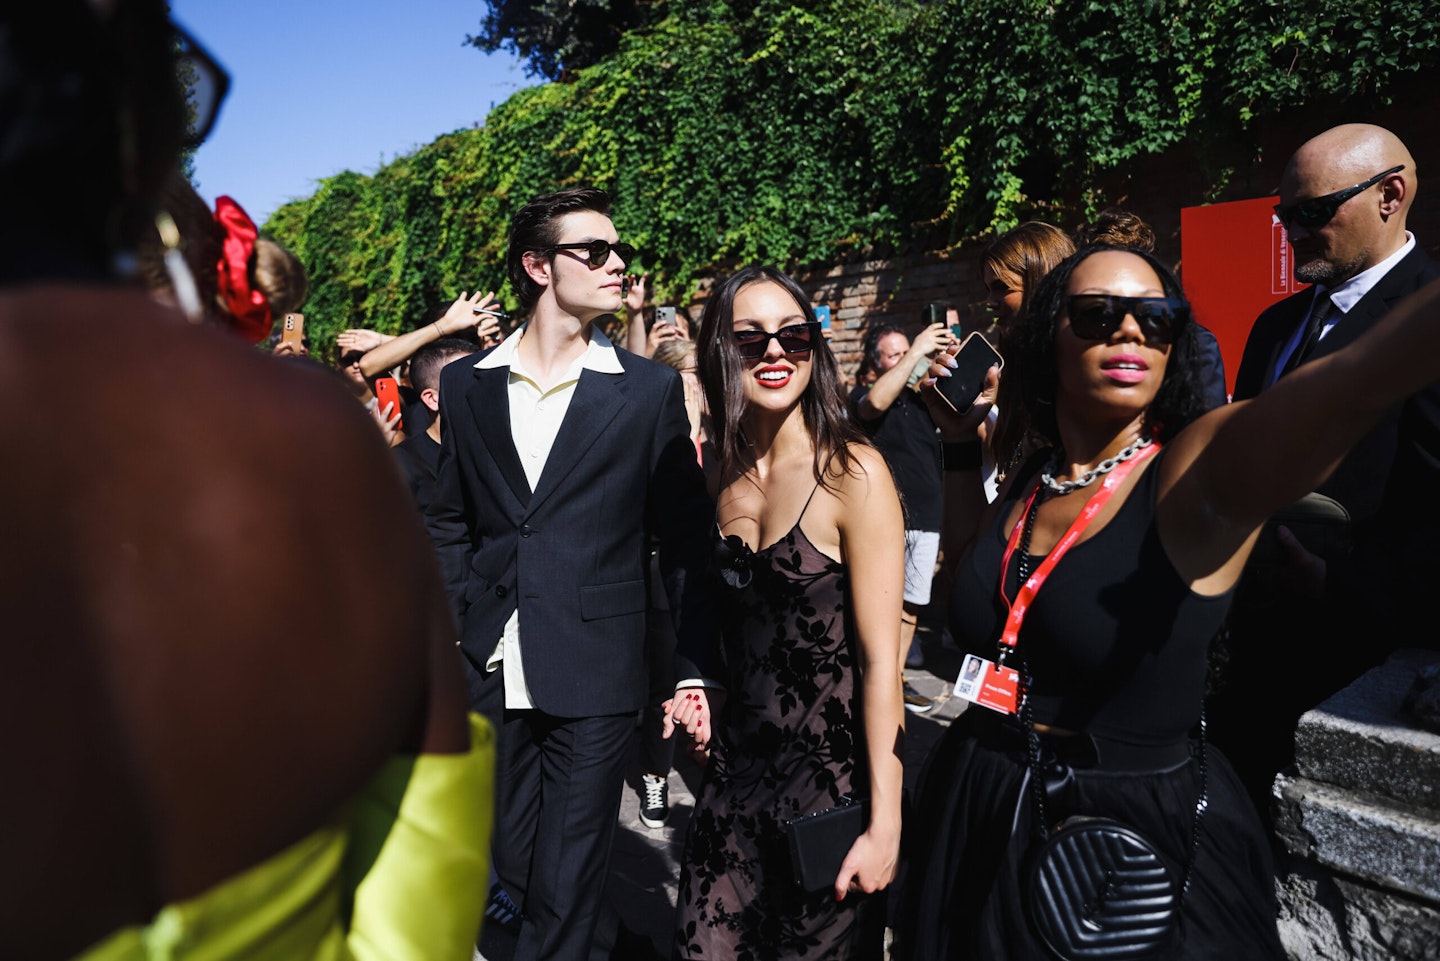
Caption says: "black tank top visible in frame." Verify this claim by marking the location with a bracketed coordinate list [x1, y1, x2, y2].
[949, 449, 1231, 745]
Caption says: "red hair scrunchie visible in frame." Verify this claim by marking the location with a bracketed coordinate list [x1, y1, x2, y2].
[214, 195, 273, 344]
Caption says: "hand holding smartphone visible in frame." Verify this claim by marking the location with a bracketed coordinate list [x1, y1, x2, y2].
[933, 332, 1003, 414]
[654, 306, 677, 326]
[281, 312, 305, 348]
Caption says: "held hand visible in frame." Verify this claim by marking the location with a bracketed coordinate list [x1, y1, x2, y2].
[1274, 525, 1328, 598]
[270, 340, 303, 358]
[663, 687, 722, 757]
[834, 826, 900, 901]
[337, 328, 389, 354]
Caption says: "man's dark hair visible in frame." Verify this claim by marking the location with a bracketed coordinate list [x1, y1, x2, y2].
[410, 337, 477, 395]
[506, 186, 612, 312]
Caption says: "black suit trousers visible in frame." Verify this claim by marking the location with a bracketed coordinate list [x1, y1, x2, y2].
[464, 649, 634, 961]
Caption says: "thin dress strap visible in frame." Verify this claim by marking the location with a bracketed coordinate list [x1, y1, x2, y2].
[795, 481, 824, 528]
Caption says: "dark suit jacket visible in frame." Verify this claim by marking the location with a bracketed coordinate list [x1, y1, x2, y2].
[1232, 245, 1440, 630]
[430, 344, 717, 717]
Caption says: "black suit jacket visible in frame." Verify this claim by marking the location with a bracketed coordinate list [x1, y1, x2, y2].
[430, 343, 717, 717]
[1233, 245, 1440, 630]
[1233, 245, 1440, 523]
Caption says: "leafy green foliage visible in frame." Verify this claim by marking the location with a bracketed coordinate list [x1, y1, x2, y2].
[268, 0, 1440, 360]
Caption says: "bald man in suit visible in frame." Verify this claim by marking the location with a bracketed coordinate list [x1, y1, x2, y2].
[1221, 124, 1440, 821]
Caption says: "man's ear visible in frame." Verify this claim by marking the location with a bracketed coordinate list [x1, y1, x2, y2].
[522, 249, 553, 290]
[421, 387, 441, 414]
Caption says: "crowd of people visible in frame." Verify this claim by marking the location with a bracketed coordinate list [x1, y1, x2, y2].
[8, 5, 1440, 961]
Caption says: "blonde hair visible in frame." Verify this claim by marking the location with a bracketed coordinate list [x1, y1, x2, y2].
[652, 338, 697, 372]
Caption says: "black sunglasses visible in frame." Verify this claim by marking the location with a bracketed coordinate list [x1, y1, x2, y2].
[1066, 295, 1189, 346]
[172, 21, 230, 148]
[733, 322, 823, 361]
[543, 240, 637, 268]
[1273, 165, 1404, 232]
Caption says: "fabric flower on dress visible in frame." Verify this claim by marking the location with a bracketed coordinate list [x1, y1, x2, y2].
[715, 533, 754, 589]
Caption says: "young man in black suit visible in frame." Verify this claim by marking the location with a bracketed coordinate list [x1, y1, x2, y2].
[1220, 124, 1440, 819]
[431, 187, 715, 961]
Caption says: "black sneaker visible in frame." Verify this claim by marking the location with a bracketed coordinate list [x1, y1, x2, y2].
[639, 773, 669, 829]
[484, 882, 523, 934]
[903, 680, 936, 715]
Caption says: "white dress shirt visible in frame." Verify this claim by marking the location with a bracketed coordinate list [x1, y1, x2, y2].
[475, 323, 625, 709]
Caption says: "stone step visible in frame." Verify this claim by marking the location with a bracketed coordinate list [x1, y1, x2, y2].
[1292, 648, 1440, 811]
[1273, 772, 1440, 903]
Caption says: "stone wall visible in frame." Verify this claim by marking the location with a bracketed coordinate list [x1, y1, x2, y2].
[1273, 649, 1440, 960]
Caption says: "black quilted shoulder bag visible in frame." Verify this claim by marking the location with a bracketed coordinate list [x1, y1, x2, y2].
[1020, 688, 1209, 961]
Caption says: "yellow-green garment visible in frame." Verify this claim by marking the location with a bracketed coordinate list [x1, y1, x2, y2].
[76, 713, 495, 961]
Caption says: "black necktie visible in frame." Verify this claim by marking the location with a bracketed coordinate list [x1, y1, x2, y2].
[1281, 292, 1333, 377]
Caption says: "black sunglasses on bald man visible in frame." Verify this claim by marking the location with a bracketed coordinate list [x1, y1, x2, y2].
[1067, 295, 1189, 346]
[1273, 165, 1404, 232]
[542, 240, 637, 268]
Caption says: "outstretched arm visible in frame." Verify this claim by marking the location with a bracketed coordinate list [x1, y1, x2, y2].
[1162, 277, 1440, 588]
[358, 291, 501, 379]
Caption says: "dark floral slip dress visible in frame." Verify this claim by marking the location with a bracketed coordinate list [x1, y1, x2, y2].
[673, 490, 882, 961]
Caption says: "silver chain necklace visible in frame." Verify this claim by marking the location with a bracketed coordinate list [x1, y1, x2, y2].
[1040, 435, 1152, 495]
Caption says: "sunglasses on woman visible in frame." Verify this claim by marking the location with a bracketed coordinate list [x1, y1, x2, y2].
[1272, 165, 1404, 232]
[1066, 295, 1189, 346]
[543, 239, 638, 268]
[733, 322, 823, 360]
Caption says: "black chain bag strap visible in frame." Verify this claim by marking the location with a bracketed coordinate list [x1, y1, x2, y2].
[1019, 669, 1208, 960]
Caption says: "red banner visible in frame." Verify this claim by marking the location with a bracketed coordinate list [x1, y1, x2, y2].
[1180, 197, 1307, 399]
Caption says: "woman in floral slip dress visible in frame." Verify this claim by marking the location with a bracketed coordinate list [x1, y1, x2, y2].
[664, 266, 907, 961]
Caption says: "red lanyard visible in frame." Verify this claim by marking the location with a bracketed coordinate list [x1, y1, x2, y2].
[996, 443, 1159, 659]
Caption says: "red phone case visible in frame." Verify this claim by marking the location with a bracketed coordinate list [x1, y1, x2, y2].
[374, 377, 403, 430]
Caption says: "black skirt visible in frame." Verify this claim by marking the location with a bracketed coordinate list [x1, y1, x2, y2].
[891, 709, 1286, 960]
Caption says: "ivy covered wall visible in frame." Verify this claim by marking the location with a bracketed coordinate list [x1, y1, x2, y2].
[261, 0, 1440, 359]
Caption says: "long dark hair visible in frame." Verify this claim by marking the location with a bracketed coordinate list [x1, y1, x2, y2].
[1012, 245, 1207, 445]
[696, 265, 870, 488]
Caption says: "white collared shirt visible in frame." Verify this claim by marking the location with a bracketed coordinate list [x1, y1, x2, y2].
[1271, 232, 1417, 383]
[476, 323, 625, 709]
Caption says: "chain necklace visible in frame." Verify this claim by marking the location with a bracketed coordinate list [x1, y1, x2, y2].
[1040, 435, 1152, 496]
[1016, 487, 1043, 584]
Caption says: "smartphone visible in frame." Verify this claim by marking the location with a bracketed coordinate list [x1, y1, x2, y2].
[934, 332, 1003, 413]
[281, 312, 305, 348]
[374, 376, 404, 430]
[922, 302, 948, 328]
[813, 305, 832, 331]
[654, 306, 677, 326]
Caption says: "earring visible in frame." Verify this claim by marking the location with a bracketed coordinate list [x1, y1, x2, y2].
[156, 211, 203, 323]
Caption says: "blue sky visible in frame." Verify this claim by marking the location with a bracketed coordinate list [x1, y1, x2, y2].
[171, 0, 533, 226]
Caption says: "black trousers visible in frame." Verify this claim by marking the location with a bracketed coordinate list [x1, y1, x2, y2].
[465, 650, 634, 961]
